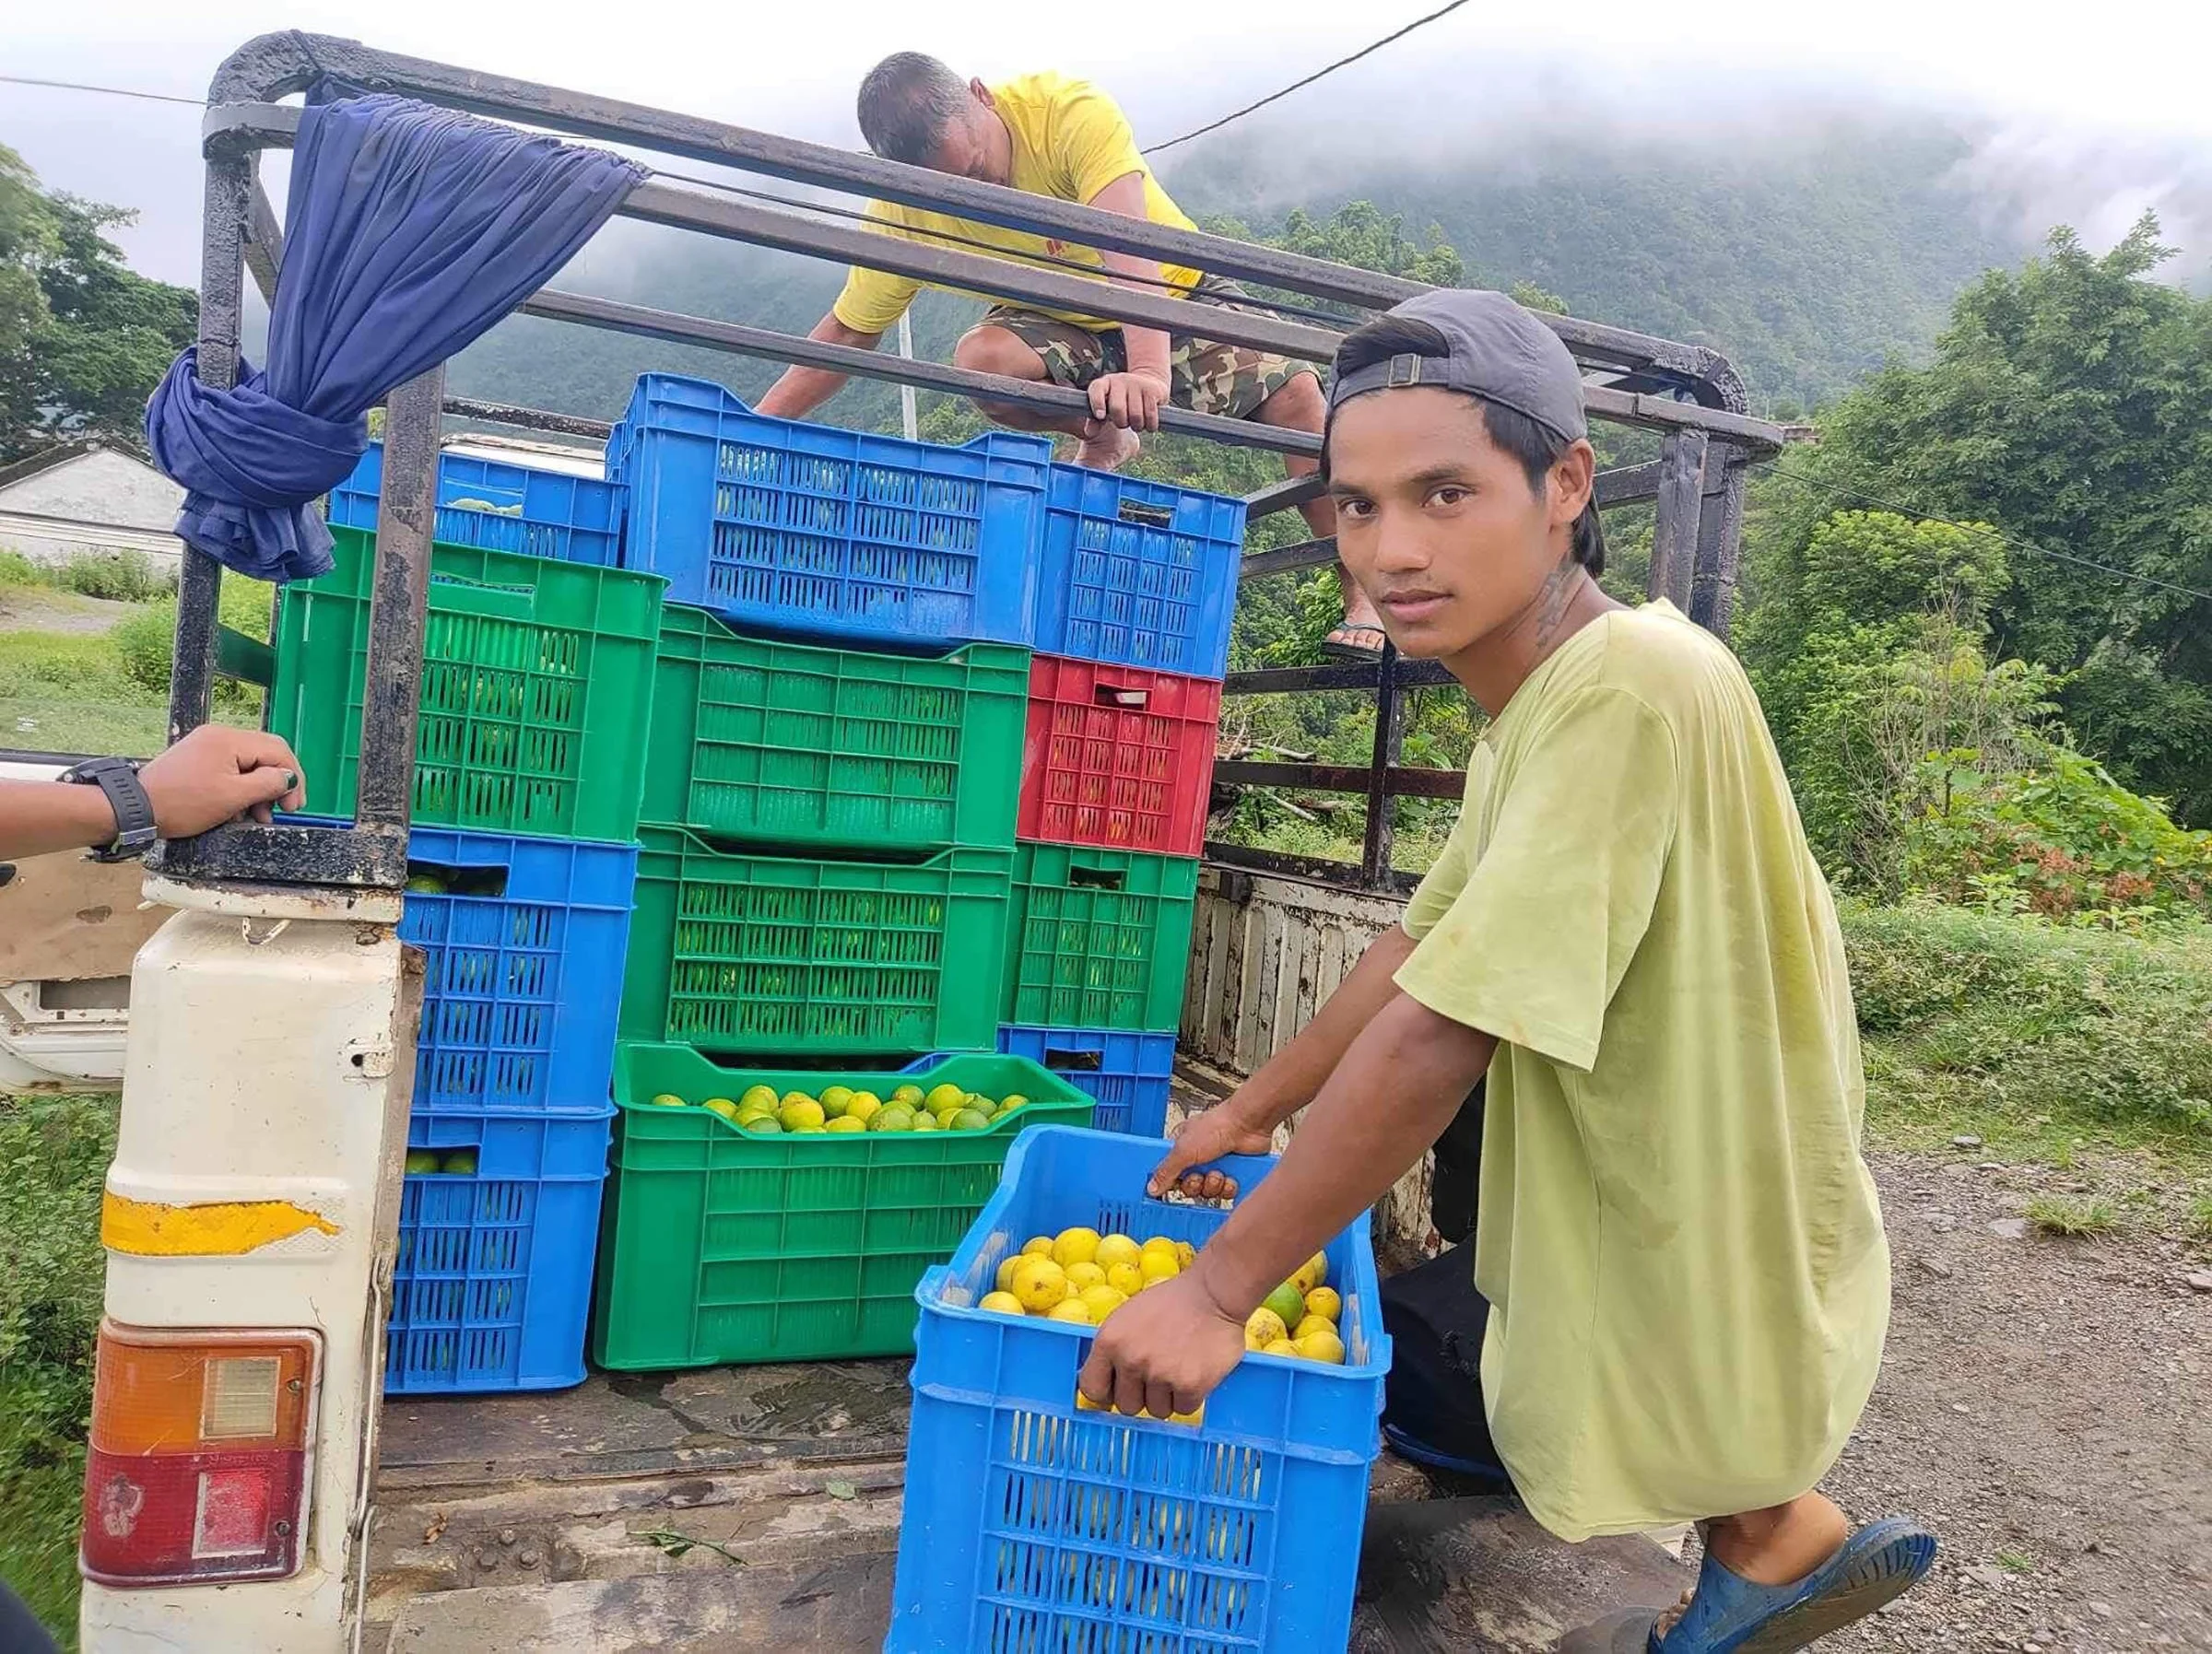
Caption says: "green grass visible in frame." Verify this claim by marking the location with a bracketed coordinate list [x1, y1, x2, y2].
[2189, 1192, 2212, 1246]
[2024, 1195, 2120, 1238]
[1844, 901, 2212, 1177]
[0, 1094, 118, 1649]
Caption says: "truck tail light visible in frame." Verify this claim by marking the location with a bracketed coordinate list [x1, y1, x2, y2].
[79, 1323, 319, 1587]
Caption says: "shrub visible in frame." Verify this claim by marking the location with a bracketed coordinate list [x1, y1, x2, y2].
[106, 575, 276, 710]
[55, 549, 172, 604]
[1842, 901, 2212, 1148]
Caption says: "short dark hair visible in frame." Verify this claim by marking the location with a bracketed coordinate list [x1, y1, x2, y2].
[857, 53, 971, 166]
[1326, 313, 1606, 575]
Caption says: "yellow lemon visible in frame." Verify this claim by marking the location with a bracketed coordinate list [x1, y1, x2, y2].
[702, 1097, 739, 1121]
[1140, 1250, 1182, 1286]
[1293, 1252, 1329, 1295]
[845, 1094, 882, 1126]
[1244, 1308, 1288, 1350]
[650, 1093, 686, 1108]
[979, 1291, 1025, 1316]
[1141, 1236, 1177, 1260]
[1292, 1313, 1335, 1342]
[995, 1254, 1026, 1295]
[1261, 1337, 1300, 1357]
[1304, 1286, 1342, 1323]
[1065, 1261, 1107, 1293]
[738, 1085, 779, 1114]
[1104, 1261, 1145, 1298]
[1094, 1234, 1142, 1272]
[1021, 1236, 1055, 1259]
[1295, 1326, 1347, 1366]
[1010, 1256, 1070, 1314]
[1077, 1284, 1127, 1324]
[924, 1083, 967, 1114]
[890, 1084, 925, 1108]
[819, 1085, 854, 1119]
[778, 1097, 826, 1132]
[1046, 1298, 1093, 1325]
[824, 1116, 865, 1133]
[1053, 1227, 1102, 1270]
[1174, 1240, 1196, 1269]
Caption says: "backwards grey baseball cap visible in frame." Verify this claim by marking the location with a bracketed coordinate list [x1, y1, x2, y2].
[1326, 288, 1587, 442]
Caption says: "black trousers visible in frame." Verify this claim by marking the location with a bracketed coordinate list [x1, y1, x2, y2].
[1377, 1080, 1512, 1485]
[0, 1577, 59, 1654]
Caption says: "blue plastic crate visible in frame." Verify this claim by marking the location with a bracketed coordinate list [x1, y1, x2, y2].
[330, 440, 624, 566]
[996, 1026, 1176, 1138]
[388, 1104, 612, 1395]
[607, 373, 1050, 647]
[283, 817, 637, 1116]
[1034, 467, 1245, 678]
[399, 827, 637, 1117]
[888, 1126, 1389, 1653]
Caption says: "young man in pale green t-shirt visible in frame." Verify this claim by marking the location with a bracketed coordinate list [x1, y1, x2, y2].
[1081, 290, 1936, 1650]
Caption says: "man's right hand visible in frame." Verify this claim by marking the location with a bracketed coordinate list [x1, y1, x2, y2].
[138, 724, 305, 839]
[1148, 1099, 1276, 1202]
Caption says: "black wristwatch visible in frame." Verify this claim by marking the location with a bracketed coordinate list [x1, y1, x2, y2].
[59, 757, 159, 862]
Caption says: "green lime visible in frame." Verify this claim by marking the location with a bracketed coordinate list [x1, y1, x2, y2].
[404, 1150, 441, 1175]
[819, 1085, 855, 1119]
[404, 874, 447, 895]
[739, 1085, 779, 1113]
[745, 1117, 783, 1134]
[441, 1148, 478, 1176]
[650, 1092, 687, 1108]
[872, 1108, 915, 1132]
[950, 1108, 994, 1132]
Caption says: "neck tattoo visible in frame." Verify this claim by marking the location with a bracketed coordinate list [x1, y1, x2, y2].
[1532, 558, 1583, 649]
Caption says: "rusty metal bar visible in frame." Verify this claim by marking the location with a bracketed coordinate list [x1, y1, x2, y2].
[1203, 839, 1423, 895]
[517, 288, 1320, 458]
[1213, 760, 1466, 800]
[1649, 429, 1708, 609]
[1689, 448, 1750, 637]
[355, 367, 445, 832]
[1360, 642, 1406, 887]
[1224, 660, 1457, 696]
[440, 398, 614, 440]
[166, 152, 254, 747]
[199, 44, 1738, 387]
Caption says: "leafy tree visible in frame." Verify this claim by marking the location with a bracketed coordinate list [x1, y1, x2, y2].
[0, 145, 198, 463]
[1744, 217, 2212, 820]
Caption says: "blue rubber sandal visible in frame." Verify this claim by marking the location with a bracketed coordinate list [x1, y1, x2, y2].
[1648, 1517, 1938, 1653]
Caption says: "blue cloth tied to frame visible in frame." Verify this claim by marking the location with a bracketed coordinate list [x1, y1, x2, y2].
[146, 88, 642, 581]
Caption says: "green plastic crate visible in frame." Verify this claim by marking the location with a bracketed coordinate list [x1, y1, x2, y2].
[619, 827, 1012, 1054]
[593, 1044, 1093, 1367]
[270, 526, 665, 839]
[1004, 845, 1198, 1031]
[642, 607, 1028, 852]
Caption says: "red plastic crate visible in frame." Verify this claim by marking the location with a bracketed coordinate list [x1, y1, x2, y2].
[1017, 656, 1221, 857]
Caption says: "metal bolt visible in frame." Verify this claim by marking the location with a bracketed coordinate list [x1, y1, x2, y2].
[274, 1520, 292, 1537]
[476, 1551, 499, 1571]
[518, 1547, 540, 1569]
[499, 1528, 517, 1546]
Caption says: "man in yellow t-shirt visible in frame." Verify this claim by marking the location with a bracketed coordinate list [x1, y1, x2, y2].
[1080, 289, 1936, 1651]
[756, 53, 1384, 655]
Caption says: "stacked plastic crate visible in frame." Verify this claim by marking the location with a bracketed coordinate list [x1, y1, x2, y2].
[590, 374, 1245, 1370]
[269, 441, 659, 1393]
[1001, 465, 1241, 1138]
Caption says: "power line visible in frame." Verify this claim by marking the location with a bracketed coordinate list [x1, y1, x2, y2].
[1758, 461, 2212, 604]
[0, 74, 205, 109]
[1145, 0, 1476, 155]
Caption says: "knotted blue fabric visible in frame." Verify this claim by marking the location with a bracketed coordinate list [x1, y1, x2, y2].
[146, 88, 642, 581]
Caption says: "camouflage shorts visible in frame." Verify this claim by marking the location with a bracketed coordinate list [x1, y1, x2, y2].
[981, 277, 1317, 422]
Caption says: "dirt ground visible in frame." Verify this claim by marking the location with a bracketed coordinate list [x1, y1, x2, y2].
[1794, 1149, 2212, 1653]
[0, 589, 135, 633]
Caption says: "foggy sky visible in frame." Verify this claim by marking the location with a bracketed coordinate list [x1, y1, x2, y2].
[6, 1, 2209, 287]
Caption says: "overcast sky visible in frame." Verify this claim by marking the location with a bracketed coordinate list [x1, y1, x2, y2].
[8, 0, 2212, 285]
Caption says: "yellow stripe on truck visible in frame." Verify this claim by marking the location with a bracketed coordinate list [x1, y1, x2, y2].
[101, 1191, 340, 1256]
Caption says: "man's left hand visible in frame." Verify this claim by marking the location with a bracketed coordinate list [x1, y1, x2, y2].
[1088, 368, 1170, 433]
[1077, 1270, 1246, 1421]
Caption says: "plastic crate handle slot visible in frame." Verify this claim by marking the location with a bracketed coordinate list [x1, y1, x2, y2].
[1093, 685, 1150, 710]
[1115, 499, 1176, 529]
[1065, 864, 1128, 892]
[404, 856, 510, 898]
[1040, 1044, 1106, 1073]
[1074, 1373, 1204, 1428]
[427, 577, 538, 621]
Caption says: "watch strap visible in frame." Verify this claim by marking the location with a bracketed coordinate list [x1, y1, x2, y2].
[60, 757, 158, 862]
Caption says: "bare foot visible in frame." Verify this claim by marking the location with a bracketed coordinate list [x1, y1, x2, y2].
[1073, 423, 1141, 471]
